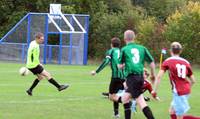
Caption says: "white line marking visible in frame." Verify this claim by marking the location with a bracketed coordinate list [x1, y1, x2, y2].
[0, 96, 100, 104]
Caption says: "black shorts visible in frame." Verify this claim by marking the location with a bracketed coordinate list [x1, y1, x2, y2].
[109, 78, 125, 94]
[125, 74, 144, 99]
[28, 65, 44, 75]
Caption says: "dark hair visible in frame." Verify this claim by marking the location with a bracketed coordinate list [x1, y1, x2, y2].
[170, 42, 182, 54]
[35, 32, 44, 39]
[171, 47, 182, 54]
[111, 37, 121, 48]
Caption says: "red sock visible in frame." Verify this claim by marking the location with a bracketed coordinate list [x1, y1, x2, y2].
[184, 115, 200, 119]
[170, 114, 177, 119]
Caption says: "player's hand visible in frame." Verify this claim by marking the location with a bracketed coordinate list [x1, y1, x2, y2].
[151, 91, 157, 98]
[151, 91, 160, 101]
[91, 70, 96, 76]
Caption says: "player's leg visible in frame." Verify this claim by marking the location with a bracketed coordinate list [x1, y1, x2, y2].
[177, 116, 184, 119]
[136, 94, 155, 119]
[109, 79, 124, 102]
[40, 69, 69, 91]
[132, 75, 155, 119]
[109, 94, 120, 117]
[169, 107, 177, 119]
[122, 92, 132, 119]
[26, 74, 44, 96]
[102, 92, 109, 97]
[108, 79, 124, 118]
[26, 65, 45, 96]
[183, 115, 200, 119]
[170, 93, 190, 119]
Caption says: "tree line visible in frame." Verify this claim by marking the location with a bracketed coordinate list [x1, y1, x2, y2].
[0, 0, 199, 64]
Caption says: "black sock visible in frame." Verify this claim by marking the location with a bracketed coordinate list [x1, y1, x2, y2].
[142, 106, 155, 119]
[117, 97, 122, 103]
[123, 103, 131, 119]
[48, 78, 60, 88]
[113, 102, 119, 115]
[29, 78, 40, 91]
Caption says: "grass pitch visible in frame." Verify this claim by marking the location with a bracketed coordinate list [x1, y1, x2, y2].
[0, 62, 199, 119]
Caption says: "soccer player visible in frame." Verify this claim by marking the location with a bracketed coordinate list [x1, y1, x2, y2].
[153, 42, 196, 119]
[26, 32, 69, 96]
[91, 37, 126, 118]
[118, 30, 156, 119]
[143, 68, 159, 100]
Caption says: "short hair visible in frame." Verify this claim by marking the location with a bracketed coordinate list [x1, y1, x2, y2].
[170, 42, 182, 54]
[124, 30, 135, 41]
[111, 37, 121, 48]
[35, 32, 44, 39]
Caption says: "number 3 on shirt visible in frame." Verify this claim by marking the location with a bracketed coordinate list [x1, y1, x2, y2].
[131, 48, 140, 64]
[176, 64, 186, 78]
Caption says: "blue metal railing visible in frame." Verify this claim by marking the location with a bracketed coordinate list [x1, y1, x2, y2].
[0, 12, 89, 65]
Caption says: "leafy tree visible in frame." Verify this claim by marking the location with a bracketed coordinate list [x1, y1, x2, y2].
[164, 1, 200, 63]
[131, 0, 187, 22]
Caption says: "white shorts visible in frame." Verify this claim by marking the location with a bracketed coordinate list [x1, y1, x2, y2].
[171, 92, 190, 116]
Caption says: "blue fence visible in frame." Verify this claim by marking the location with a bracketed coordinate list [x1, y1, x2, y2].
[0, 12, 89, 65]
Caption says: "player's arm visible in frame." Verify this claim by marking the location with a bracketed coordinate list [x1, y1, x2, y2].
[189, 75, 196, 86]
[186, 64, 196, 86]
[91, 51, 111, 75]
[153, 69, 165, 93]
[144, 47, 156, 82]
[149, 62, 156, 81]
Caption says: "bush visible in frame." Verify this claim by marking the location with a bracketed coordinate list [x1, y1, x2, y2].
[164, 1, 200, 64]
[89, 0, 144, 59]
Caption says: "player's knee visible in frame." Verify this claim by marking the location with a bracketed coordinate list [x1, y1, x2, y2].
[109, 94, 117, 101]
[41, 70, 52, 79]
[169, 107, 175, 114]
[37, 75, 44, 80]
[136, 95, 148, 109]
[122, 94, 130, 104]
[109, 95, 114, 101]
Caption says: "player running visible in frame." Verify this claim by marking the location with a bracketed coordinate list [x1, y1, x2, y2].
[118, 30, 156, 119]
[91, 37, 127, 119]
[153, 42, 196, 119]
[26, 32, 69, 96]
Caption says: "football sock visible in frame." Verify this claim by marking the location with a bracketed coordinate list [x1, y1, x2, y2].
[142, 106, 155, 119]
[113, 102, 119, 115]
[184, 115, 200, 119]
[170, 114, 177, 119]
[123, 103, 131, 119]
[118, 97, 122, 103]
[48, 78, 60, 88]
[29, 78, 40, 91]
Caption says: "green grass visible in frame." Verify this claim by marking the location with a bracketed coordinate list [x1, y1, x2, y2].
[0, 62, 199, 119]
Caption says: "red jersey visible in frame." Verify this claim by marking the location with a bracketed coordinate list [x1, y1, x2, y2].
[161, 56, 193, 95]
